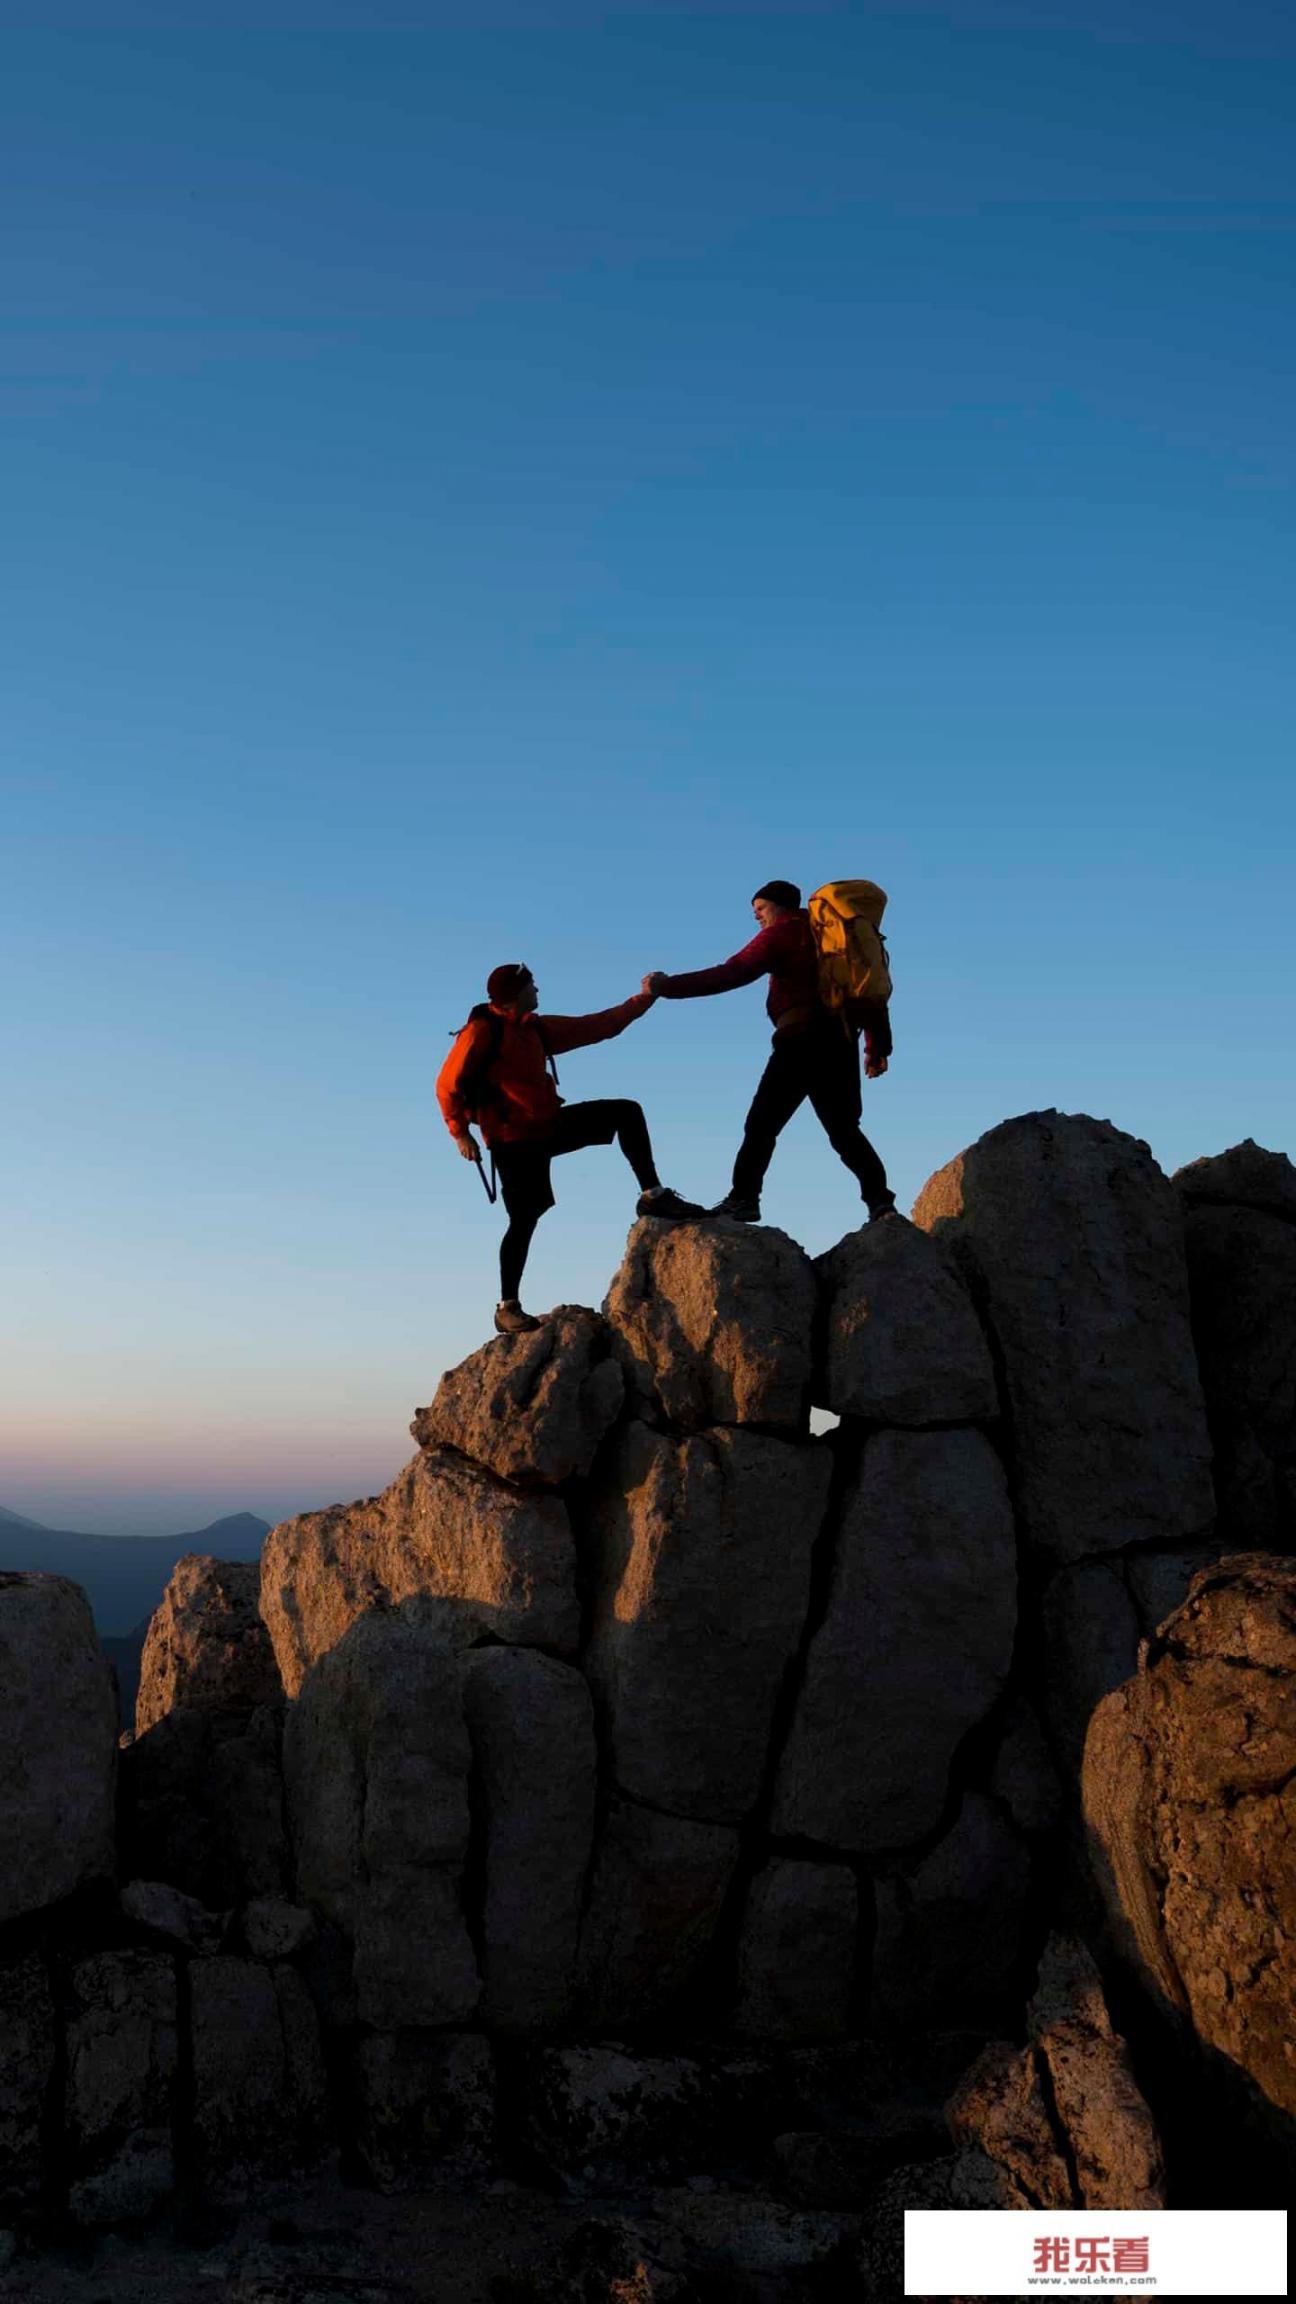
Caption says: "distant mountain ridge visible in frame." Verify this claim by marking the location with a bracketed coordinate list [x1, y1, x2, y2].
[0, 1506, 271, 1634]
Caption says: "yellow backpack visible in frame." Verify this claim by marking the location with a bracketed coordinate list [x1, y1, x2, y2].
[808, 880, 893, 1015]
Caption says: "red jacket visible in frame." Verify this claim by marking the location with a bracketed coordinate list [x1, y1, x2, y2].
[661, 912, 891, 1060]
[437, 993, 653, 1146]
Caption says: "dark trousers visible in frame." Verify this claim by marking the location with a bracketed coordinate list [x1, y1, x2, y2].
[732, 1018, 890, 1207]
[493, 1099, 659, 1301]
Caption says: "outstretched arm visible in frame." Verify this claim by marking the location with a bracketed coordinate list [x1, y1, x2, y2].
[648, 923, 781, 1001]
[541, 989, 656, 1057]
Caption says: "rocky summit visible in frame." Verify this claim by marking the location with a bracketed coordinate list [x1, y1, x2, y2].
[1, 1112, 1293, 2301]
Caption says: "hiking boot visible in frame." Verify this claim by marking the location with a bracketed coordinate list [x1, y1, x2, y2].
[709, 1192, 761, 1222]
[636, 1186, 706, 1221]
[867, 1194, 900, 1224]
[495, 1299, 543, 1335]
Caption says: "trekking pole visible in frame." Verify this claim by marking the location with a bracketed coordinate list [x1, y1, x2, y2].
[473, 1145, 498, 1204]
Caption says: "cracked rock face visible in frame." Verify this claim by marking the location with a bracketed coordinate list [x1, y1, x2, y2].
[261, 1446, 580, 1698]
[411, 1307, 625, 1486]
[1083, 1553, 1296, 2131]
[914, 1111, 1215, 1566]
[604, 1218, 816, 1433]
[0, 1572, 117, 1927]
[581, 1421, 830, 1824]
[771, 1429, 1016, 1851]
[135, 1553, 283, 1736]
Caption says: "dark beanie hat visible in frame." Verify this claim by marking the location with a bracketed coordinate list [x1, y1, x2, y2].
[752, 879, 801, 910]
[487, 962, 533, 1004]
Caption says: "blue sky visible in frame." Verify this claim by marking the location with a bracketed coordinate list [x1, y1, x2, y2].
[2, 3, 1293, 1530]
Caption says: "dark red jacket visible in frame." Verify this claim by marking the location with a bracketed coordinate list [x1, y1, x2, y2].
[438, 992, 653, 1145]
[660, 911, 891, 1060]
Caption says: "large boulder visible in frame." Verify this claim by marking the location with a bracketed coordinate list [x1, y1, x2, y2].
[460, 1646, 597, 2033]
[574, 1799, 739, 2031]
[771, 1429, 1016, 1851]
[64, 1951, 178, 2226]
[731, 1859, 858, 2043]
[815, 1218, 998, 1426]
[135, 1554, 282, 1736]
[119, 1702, 289, 1909]
[411, 1307, 625, 1485]
[913, 1112, 1214, 1566]
[0, 1572, 117, 1925]
[1177, 1187, 1296, 1551]
[0, 1954, 56, 2219]
[261, 1446, 579, 1698]
[1083, 1554, 1296, 2133]
[582, 1423, 830, 1824]
[282, 1612, 479, 2029]
[190, 1957, 330, 2200]
[871, 1793, 1030, 2030]
[604, 1219, 816, 1433]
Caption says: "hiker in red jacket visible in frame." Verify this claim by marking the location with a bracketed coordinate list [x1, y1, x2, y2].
[438, 962, 700, 1332]
[644, 879, 896, 1224]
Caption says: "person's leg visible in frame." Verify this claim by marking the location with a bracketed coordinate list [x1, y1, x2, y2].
[730, 1038, 810, 1201]
[805, 1024, 893, 1211]
[547, 1100, 659, 1191]
[546, 1101, 702, 1220]
[494, 1146, 554, 1314]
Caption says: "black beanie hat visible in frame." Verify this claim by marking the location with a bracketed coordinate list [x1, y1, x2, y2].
[487, 962, 533, 1004]
[752, 879, 801, 911]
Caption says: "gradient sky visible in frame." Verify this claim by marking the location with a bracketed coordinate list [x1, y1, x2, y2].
[3, 2, 1293, 1532]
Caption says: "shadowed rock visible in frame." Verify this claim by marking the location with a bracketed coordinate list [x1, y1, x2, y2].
[283, 1612, 479, 2029]
[0, 1954, 56, 2218]
[731, 1859, 859, 2043]
[914, 1111, 1214, 1565]
[135, 1554, 282, 1736]
[1083, 1553, 1296, 2137]
[119, 1702, 289, 1909]
[0, 1571, 117, 1926]
[582, 1422, 830, 1824]
[65, 1951, 178, 2227]
[190, 1957, 330, 2201]
[605, 1219, 816, 1433]
[772, 1429, 1016, 1851]
[1180, 1196, 1296, 1550]
[461, 1647, 597, 2033]
[412, 1307, 625, 1486]
[348, 2031, 495, 2191]
[574, 1799, 739, 2031]
[262, 1447, 580, 1698]
[1174, 1139, 1296, 1222]
[1038, 1556, 1140, 1781]
[871, 1793, 1030, 2030]
[815, 1217, 998, 1425]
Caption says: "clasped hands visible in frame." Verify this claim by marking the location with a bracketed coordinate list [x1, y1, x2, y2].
[641, 972, 667, 998]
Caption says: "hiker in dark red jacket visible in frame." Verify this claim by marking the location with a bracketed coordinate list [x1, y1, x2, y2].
[644, 879, 896, 1224]
[438, 962, 700, 1332]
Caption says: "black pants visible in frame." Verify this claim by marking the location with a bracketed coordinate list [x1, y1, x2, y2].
[493, 1099, 659, 1301]
[732, 1018, 890, 1207]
